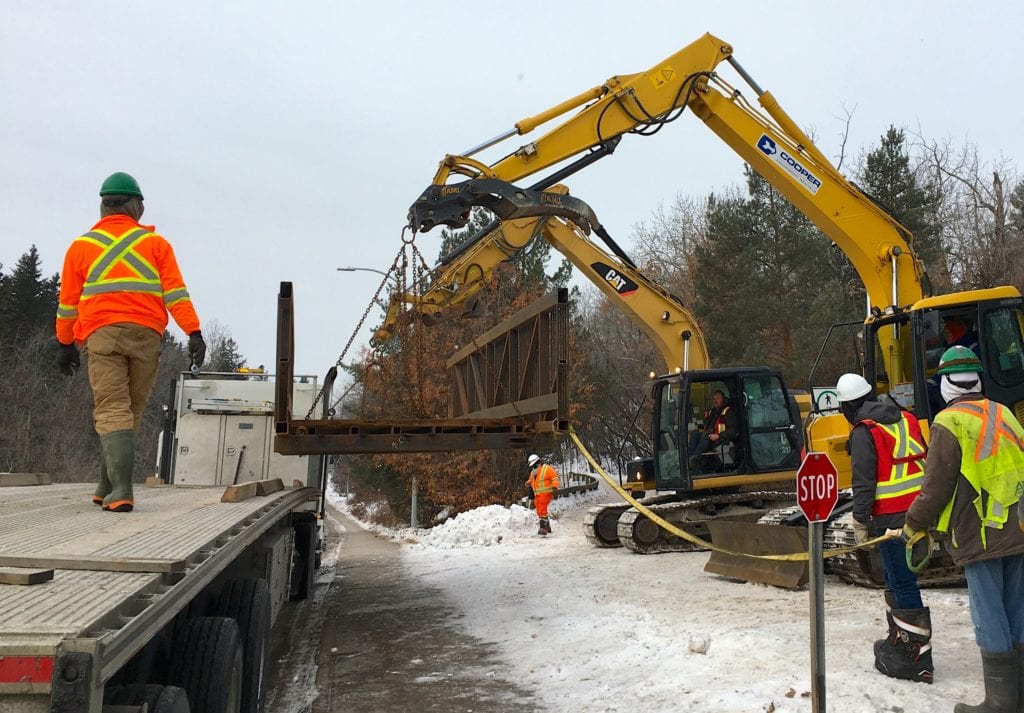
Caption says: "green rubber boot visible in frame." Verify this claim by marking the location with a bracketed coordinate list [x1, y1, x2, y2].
[955, 650, 1018, 713]
[92, 457, 111, 506]
[100, 430, 135, 513]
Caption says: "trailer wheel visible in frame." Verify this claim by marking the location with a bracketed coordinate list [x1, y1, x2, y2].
[215, 579, 271, 713]
[169, 617, 243, 713]
[290, 520, 316, 600]
[106, 684, 191, 712]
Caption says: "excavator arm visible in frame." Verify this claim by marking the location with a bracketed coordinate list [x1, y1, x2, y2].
[379, 185, 709, 374]
[410, 32, 926, 351]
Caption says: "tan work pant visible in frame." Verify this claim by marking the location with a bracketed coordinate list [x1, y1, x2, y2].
[86, 324, 162, 435]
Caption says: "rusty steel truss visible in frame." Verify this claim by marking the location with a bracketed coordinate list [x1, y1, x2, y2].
[273, 282, 568, 455]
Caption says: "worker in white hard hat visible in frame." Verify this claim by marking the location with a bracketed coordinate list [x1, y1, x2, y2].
[525, 454, 559, 535]
[836, 372, 933, 683]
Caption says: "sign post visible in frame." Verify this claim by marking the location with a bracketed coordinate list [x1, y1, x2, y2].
[796, 452, 839, 713]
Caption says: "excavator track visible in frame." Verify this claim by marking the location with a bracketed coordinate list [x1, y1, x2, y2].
[583, 495, 678, 548]
[615, 491, 798, 554]
[822, 511, 965, 588]
[757, 506, 966, 588]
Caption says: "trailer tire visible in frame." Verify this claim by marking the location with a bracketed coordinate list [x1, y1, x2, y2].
[215, 579, 271, 713]
[290, 520, 316, 600]
[169, 616, 243, 713]
[106, 684, 191, 712]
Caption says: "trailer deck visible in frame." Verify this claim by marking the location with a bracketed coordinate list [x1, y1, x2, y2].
[0, 483, 316, 695]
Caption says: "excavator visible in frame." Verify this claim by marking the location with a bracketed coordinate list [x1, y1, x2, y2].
[385, 32, 1024, 586]
[377, 187, 808, 567]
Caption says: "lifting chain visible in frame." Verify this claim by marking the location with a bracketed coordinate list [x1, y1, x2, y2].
[305, 229, 433, 420]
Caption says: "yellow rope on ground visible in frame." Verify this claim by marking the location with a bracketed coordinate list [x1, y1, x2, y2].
[568, 429, 896, 562]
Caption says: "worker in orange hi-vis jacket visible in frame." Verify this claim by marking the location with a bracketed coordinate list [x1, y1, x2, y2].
[55, 172, 206, 513]
[526, 453, 559, 535]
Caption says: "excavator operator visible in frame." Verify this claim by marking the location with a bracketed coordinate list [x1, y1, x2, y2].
[688, 389, 738, 471]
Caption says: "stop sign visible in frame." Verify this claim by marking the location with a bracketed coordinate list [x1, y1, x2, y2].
[796, 452, 839, 523]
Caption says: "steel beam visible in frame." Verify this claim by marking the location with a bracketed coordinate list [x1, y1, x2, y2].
[273, 289, 569, 456]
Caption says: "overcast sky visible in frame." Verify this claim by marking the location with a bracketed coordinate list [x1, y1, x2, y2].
[3, 1, 1021, 381]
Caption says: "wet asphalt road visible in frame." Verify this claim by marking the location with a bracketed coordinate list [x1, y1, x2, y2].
[265, 507, 538, 713]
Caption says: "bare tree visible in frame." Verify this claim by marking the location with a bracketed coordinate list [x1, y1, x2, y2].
[914, 136, 1022, 291]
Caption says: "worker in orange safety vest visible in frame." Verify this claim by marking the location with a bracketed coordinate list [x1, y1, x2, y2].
[55, 172, 206, 512]
[837, 372, 932, 684]
[526, 454, 559, 535]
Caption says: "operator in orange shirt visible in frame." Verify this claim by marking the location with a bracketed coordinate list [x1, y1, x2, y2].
[55, 172, 206, 512]
[526, 453, 559, 535]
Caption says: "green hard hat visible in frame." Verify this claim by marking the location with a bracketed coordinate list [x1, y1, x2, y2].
[99, 172, 143, 199]
[937, 345, 983, 375]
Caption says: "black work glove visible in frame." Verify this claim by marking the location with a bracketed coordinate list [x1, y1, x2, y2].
[57, 342, 80, 377]
[188, 330, 207, 367]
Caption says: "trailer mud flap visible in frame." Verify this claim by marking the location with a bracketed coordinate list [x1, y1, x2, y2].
[49, 651, 92, 713]
[703, 521, 809, 589]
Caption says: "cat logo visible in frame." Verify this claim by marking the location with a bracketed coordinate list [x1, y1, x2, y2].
[441, 186, 462, 196]
[591, 261, 638, 296]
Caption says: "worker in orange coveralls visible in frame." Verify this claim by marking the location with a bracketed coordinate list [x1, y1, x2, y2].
[526, 453, 559, 535]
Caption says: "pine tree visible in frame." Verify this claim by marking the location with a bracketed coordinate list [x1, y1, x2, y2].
[0, 246, 59, 345]
[207, 336, 246, 373]
[693, 168, 861, 386]
[859, 126, 948, 290]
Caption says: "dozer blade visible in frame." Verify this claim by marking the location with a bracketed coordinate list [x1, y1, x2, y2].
[703, 521, 809, 589]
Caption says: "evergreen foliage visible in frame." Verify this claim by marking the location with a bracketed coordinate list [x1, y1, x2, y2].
[692, 168, 861, 385]
[0, 246, 241, 481]
[859, 126, 948, 288]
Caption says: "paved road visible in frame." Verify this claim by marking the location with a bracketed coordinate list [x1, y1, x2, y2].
[265, 507, 537, 712]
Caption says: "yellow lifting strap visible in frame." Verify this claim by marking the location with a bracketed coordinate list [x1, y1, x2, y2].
[568, 429, 895, 562]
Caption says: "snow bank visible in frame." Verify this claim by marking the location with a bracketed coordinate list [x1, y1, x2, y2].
[330, 477, 984, 711]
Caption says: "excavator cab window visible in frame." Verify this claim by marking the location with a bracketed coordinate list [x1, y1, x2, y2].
[865, 312, 916, 411]
[981, 307, 1024, 388]
[653, 379, 684, 487]
[741, 374, 800, 471]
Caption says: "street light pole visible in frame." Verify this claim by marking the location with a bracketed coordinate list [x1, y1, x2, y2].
[337, 266, 396, 281]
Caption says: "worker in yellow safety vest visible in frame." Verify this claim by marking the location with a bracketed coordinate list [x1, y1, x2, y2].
[905, 346, 1024, 712]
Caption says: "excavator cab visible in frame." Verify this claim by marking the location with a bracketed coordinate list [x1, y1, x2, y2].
[651, 367, 802, 493]
[863, 289, 1024, 423]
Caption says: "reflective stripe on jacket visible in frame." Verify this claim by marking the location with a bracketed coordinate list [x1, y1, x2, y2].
[858, 411, 926, 516]
[56, 215, 200, 343]
[712, 406, 731, 435]
[933, 398, 1024, 548]
[528, 463, 560, 495]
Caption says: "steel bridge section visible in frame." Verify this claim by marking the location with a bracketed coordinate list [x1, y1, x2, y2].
[273, 282, 568, 455]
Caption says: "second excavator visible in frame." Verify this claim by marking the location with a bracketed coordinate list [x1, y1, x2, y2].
[385, 32, 1024, 587]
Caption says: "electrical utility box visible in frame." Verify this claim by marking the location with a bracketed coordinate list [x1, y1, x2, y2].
[164, 372, 320, 486]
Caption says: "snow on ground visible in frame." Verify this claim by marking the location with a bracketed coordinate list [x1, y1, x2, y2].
[329, 480, 984, 712]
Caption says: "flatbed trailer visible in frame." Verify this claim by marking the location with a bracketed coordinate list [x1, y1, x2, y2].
[0, 481, 320, 713]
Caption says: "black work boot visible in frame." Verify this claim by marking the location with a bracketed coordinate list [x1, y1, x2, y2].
[538, 517, 550, 536]
[874, 607, 934, 684]
[955, 650, 1019, 713]
[874, 590, 898, 657]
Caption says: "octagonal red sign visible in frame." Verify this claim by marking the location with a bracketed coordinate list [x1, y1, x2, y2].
[796, 452, 839, 523]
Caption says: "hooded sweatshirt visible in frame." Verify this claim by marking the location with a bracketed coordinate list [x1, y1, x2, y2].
[849, 399, 918, 531]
